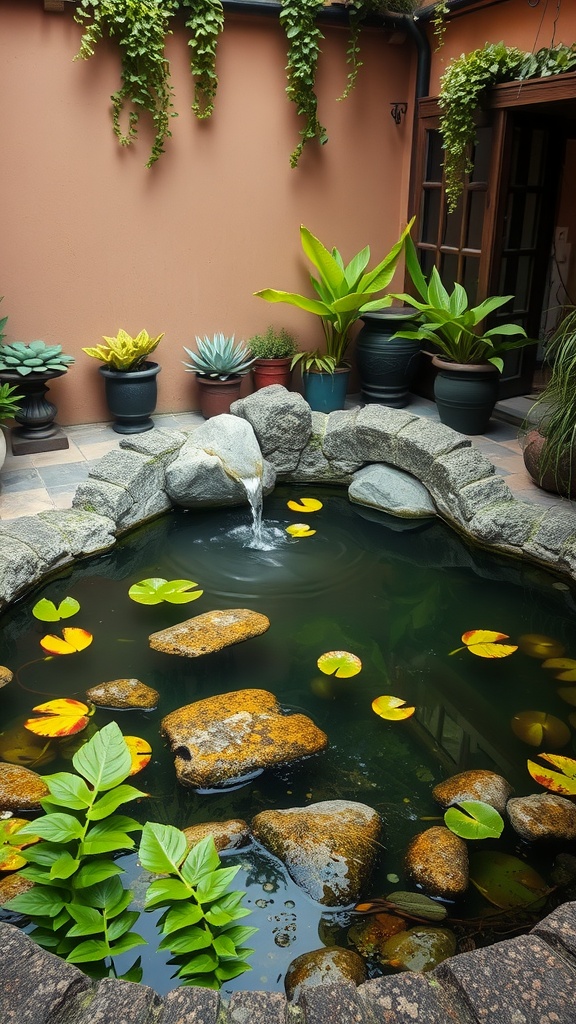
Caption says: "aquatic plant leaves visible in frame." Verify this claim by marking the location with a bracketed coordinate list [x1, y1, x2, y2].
[385, 891, 448, 922]
[372, 695, 416, 721]
[511, 710, 571, 748]
[128, 578, 204, 605]
[286, 497, 323, 513]
[0, 818, 40, 871]
[124, 736, 152, 776]
[32, 597, 80, 622]
[0, 724, 57, 768]
[450, 630, 518, 658]
[542, 657, 576, 672]
[285, 523, 316, 537]
[24, 699, 92, 738]
[40, 627, 93, 656]
[469, 851, 549, 910]
[556, 687, 576, 707]
[527, 752, 576, 796]
[518, 634, 565, 659]
[317, 650, 362, 678]
[444, 800, 504, 840]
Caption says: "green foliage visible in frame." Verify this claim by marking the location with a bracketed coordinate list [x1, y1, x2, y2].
[529, 307, 576, 493]
[469, 851, 550, 910]
[0, 382, 22, 421]
[183, 334, 255, 379]
[140, 824, 256, 988]
[74, 0, 177, 168]
[178, 0, 224, 119]
[444, 800, 504, 840]
[256, 221, 412, 370]
[32, 597, 81, 622]
[0, 297, 7, 345]
[280, 0, 327, 168]
[128, 577, 204, 605]
[0, 341, 75, 377]
[392, 236, 533, 371]
[82, 329, 164, 372]
[248, 327, 298, 360]
[2, 723, 147, 977]
[386, 890, 447, 921]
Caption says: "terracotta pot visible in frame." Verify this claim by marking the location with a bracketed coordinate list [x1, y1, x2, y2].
[252, 358, 292, 391]
[523, 428, 576, 498]
[196, 375, 242, 418]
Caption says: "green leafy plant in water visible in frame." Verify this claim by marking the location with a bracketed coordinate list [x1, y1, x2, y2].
[140, 824, 257, 988]
[2, 722, 147, 977]
[280, 0, 327, 168]
[74, 0, 177, 168]
[444, 800, 504, 841]
[32, 597, 81, 622]
[178, 0, 224, 119]
[128, 577, 204, 605]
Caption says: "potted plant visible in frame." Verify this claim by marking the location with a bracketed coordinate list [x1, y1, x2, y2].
[82, 329, 163, 434]
[248, 327, 298, 391]
[182, 333, 255, 418]
[0, 340, 75, 454]
[0, 383, 22, 471]
[390, 239, 535, 434]
[254, 222, 412, 413]
[522, 308, 576, 498]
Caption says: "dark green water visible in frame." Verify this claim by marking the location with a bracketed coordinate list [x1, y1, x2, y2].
[1, 485, 576, 993]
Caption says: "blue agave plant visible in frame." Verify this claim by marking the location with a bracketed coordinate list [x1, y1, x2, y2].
[183, 333, 255, 380]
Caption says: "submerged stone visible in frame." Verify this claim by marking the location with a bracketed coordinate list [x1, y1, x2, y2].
[284, 947, 367, 1002]
[0, 666, 13, 689]
[85, 677, 159, 710]
[432, 769, 513, 815]
[161, 688, 327, 788]
[349, 464, 437, 519]
[507, 793, 576, 842]
[0, 725, 57, 768]
[251, 800, 381, 906]
[405, 826, 469, 899]
[380, 926, 457, 972]
[348, 913, 407, 959]
[182, 819, 249, 852]
[149, 608, 270, 657]
[0, 763, 49, 811]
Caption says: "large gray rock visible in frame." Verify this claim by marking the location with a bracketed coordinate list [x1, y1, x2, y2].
[322, 409, 363, 473]
[0, 517, 69, 570]
[251, 800, 381, 906]
[395, 418, 470, 477]
[231, 385, 312, 473]
[80, 447, 172, 529]
[469, 499, 546, 551]
[119, 426, 187, 461]
[355, 405, 419, 463]
[285, 413, 358, 483]
[37, 509, 116, 555]
[161, 688, 327, 788]
[507, 793, 576, 841]
[0, 535, 43, 606]
[349, 464, 437, 518]
[0, 922, 92, 1023]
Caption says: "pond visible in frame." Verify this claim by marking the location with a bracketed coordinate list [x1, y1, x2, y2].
[1, 484, 576, 995]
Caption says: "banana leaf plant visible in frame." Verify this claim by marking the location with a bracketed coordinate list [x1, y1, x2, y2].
[255, 220, 413, 373]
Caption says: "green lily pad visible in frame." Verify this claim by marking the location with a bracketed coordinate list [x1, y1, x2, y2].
[469, 851, 550, 910]
[317, 650, 362, 678]
[444, 800, 504, 840]
[128, 578, 204, 605]
[32, 596, 80, 622]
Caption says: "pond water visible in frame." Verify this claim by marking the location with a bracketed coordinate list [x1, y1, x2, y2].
[1, 485, 576, 994]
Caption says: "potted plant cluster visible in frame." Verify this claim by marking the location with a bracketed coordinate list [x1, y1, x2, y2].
[522, 308, 576, 498]
[0, 383, 22, 471]
[390, 239, 535, 434]
[255, 222, 412, 413]
[248, 327, 298, 391]
[82, 329, 164, 434]
[0, 340, 75, 454]
[182, 333, 255, 418]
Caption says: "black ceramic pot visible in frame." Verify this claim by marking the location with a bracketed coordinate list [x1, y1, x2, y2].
[99, 361, 160, 434]
[355, 308, 421, 408]
[432, 357, 499, 435]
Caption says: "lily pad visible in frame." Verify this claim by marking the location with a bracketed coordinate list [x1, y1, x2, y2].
[317, 650, 362, 678]
[372, 695, 415, 721]
[286, 497, 323, 513]
[0, 818, 40, 872]
[444, 800, 504, 840]
[450, 630, 517, 659]
[518, 633, 565, 659]
[386, 891, 447, 922]
[527, 752, 576, 796]
[24, 698, 92, 738]
[124, 736, 152, 775]
[469, 850, 549, 910]
[285, 523, 316, 538]
[40, 627, 93, 656]
[32, 597, 80, 622]
[128, 578, 204, 605]
[511, 710, 570, 748]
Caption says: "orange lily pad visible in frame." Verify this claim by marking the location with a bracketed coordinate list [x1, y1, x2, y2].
[286, 523, 316, 538]
[517, 634, 565, 659]
[372, 695, 416, 721]
[0, 818, 40, 871]
[317, 650, 362, 678]
[24, 699, 92, 738]
[40, 627, 93, 656]
[511, 710, 571, 748]
[527, 753, 576, 796]
[452, 630, 518, 659]
[286, 498, 323, 513]
[124, 736, 152, 775]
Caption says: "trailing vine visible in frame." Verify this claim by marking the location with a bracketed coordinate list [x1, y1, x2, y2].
[439, 42, 576, 212]
[74, 0, 177, 168]
[178, 0, 225, 120]
[280, 0, 327, 167]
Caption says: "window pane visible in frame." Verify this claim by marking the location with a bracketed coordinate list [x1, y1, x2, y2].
[443, 194, 464, 248]
[426, 130, 443, 182]
[466, 191, 486, 250]
[419, 248, 435, 278]
[440, 253, 459, 290]
[421, 188, 441, 244]
[470, 126, 492, 182]
[462, 257, 480, 302]
[527, 130, 546, 186]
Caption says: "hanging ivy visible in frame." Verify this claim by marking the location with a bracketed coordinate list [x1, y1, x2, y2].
[177, 0, 225, 120]
[439, 42, 576, 212]
[74, 0, 177, 168]
[280, 0, 327, 167]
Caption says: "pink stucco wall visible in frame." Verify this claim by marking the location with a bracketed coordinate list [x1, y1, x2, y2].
[0, 1, 415, 423]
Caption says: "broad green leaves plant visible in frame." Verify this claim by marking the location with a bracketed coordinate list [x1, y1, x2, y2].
[140, 824, 256, 989]
[128, 578, 204, 605]
[2, 723, 147, 976]
[32, 597, 80, 622]
[469, 851, 549, 910]
[444, 800, 504, 841]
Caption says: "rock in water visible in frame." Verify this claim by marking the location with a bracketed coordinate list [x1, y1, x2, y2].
[161, 689, 327, 788]
[182, 819, 249, 852]
[433, 769, 513, 815]
[0, 763, 49, 810]
[285, 947, 367, 1002]
[251, 800, 382, 905]
[86, 677, 159, 709]
[149, 608, 270, 657]
[507, 793, 576, 841]
[0, 666, 13, 689]
[405, 826, 469, 899]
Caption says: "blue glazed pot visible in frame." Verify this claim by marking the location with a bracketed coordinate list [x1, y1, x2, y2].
[302, 368, 350, 413]
[432, 357, 499, 435]
[99, 361, 160, 434]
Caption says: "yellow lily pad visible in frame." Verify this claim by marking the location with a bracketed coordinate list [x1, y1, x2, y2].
[511, 710, 570, 748]
[286, 523, 316, 538]
[124, 736, 152, 775]
[317, 650, 362, 678]
[518, 634, 565, 659]
[287, 497, 323, 513]
[458, 630, 518, 659]
[372, 695, 416, 721]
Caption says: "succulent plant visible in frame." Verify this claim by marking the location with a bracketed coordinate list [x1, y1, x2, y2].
[0, 341, 75, 376]
[183, 334, 255, 380]
[0, 382, 22, 420]
[82, 329, 164, 372]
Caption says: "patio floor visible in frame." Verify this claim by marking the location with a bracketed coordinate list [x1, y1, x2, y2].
[0, 398, 565, 521]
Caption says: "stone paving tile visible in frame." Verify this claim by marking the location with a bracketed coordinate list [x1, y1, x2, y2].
[72, 439, 120, 460]
[36, 462, 92, 489]
[0, 467, 44, 492]
[30, 444, 85, 466]
[0, 488, 57, 519]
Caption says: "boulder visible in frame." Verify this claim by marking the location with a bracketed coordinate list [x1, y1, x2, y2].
[405, 826, 469, 899]
[432, 770, 513, 815]
[0, 763, 49, 811]
[85, 677, 159, 710]
[0, 666, 13, 689]
[231, 386, 312, 473]
[507, 793, 576, 842]
[149, 608, 270, 657]
[251, 800, 381, 906]
[182, 819, 249, 852]
[284, 947, 367, 1002]
[161, 689, 327, 789]
[349, 464, 437, 519]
